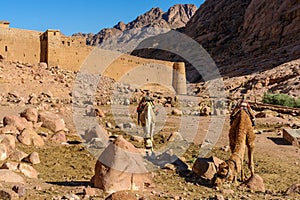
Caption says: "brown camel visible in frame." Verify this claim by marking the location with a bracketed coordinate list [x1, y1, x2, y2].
[214, 109, 256, 186]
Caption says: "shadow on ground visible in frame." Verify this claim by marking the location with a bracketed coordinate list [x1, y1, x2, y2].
[267, 137, 291, 145]
[46, 181, 90, 187]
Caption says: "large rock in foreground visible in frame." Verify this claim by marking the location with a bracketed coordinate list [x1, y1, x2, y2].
[192, 156, 224, 180]
[91, 135, 152, 193]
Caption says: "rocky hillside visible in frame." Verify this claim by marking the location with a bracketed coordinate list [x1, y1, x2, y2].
[73, 4, 197, 46]
[185, 0, 300, 77]
[132, 0, 300, 82]
[189, 59, 300, 101]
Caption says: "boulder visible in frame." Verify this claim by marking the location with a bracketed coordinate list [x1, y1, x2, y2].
[0, 144, 8, 161]
[130, 135, 144, 144]
[90, 135, 152, 193]
[167, 132, 183, 142]
[20, 108, 38, 123]
[192, 156, 224, 180]
[51, 131, 67, 144]
[83, 187, 96, 197]
[255, 112, 267, 118]
[84, 125, 109, 143]
[38, 111, 66, 133]
[3, 115, 32, 131]
[18, 163, 38, 179]
[0, 134, 16, 151]
[240, 174, 265, 192]
[17, 128, 44, 147]
[9, 149, 28, 162]
[0, 125, 19, 135]
[0, 188, 19, 200]
[12, 185, 26, 197]
[0, 169, 25, 184]
[22, 152, 40, 165]
[0, 161, 19, 172]
[171, 108, 183, 116]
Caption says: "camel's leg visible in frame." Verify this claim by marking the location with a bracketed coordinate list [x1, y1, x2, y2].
[248, 144, 255, 176]
[233, 175, 238, 186]
[241, 159, 245, 182]
[229, 130, 236, 153]
[150, 121, 155, 147]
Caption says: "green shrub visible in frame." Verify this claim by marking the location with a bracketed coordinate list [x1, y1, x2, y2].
[262, 93, 299, 108]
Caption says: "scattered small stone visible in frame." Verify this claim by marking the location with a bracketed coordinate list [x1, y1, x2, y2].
[171, 108, 182, 116]
[23, 152, 40, 164]
[83, 187, 96, 197]
[12, 185, 26, 197]
[51, 131, 67, 144]
[215, 195, 224, 200]
[286, 183, 300, 195]
[106, 122, 112, 128]
[163, 163, 176, 171]
[0, 144, 8, 161]
[62, 194, 80, 200]
[221, 145, 230, 152]
[130, 135, 144, 144]
[222, 189, 234, 195]
[167, 132, 183, 142]
[34, 185, 42, 190]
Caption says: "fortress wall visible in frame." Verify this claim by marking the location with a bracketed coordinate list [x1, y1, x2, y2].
[0, 26, 187, 94]
[103, 54, 179, 92]
[103, 55, 174, 80]
[45, 30, 93, 71]
[0, 28, 41, 64]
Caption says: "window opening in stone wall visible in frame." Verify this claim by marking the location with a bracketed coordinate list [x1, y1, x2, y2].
[54, 32, 56, 36]
[5, 46, 8, 52]
[62, 41, 65, 45]
[67, 42, 70, 46]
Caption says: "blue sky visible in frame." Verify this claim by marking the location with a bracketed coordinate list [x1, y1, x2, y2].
[1, 0, 204, 36]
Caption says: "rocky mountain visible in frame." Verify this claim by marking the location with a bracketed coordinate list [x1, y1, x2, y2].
[74, 4, 197, 46]
[184, 0, 300, 77]
[132, 0, 300, 82]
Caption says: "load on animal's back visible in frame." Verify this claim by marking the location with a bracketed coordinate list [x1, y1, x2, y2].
[137, 91, 155, 125]
[230, 95, 256, 127]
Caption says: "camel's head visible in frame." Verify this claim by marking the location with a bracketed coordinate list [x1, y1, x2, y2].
[213, 160, 236, 187]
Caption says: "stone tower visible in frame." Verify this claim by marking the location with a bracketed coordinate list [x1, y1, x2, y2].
[172, 62, 187, 95]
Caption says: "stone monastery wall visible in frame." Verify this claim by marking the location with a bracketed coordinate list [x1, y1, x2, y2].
[0, 22, 187, 94]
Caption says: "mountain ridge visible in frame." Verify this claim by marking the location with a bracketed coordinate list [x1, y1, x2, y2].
[73, 4, 197, 46]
